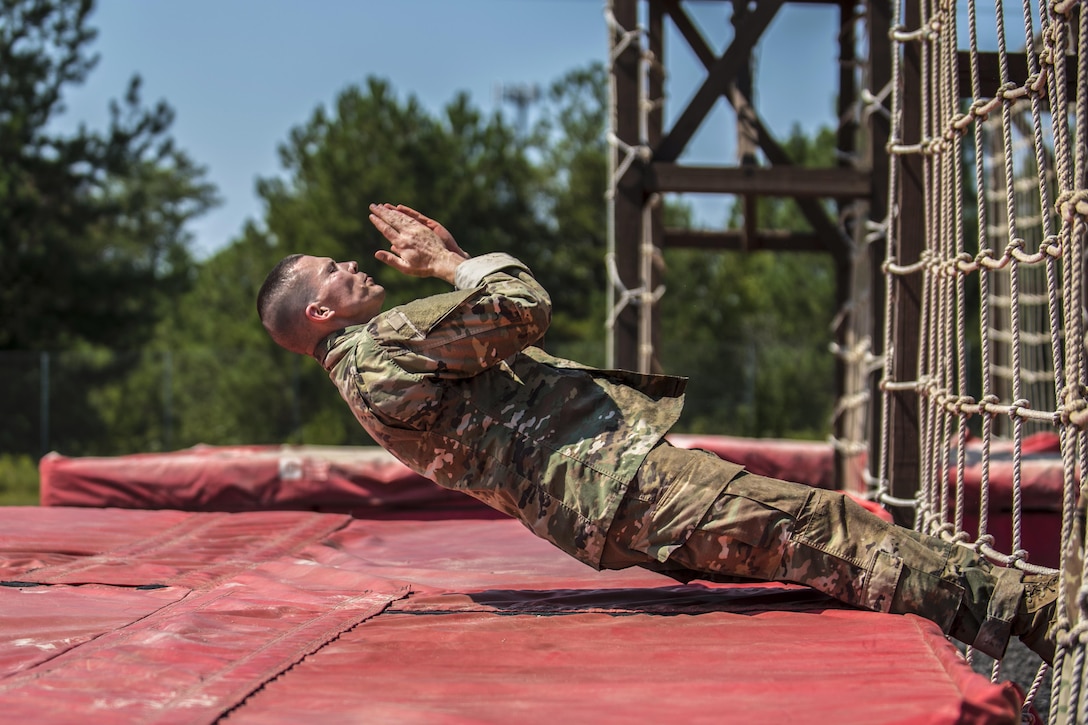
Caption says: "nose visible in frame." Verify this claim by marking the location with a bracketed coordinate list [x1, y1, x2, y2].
[346, 261, 358, 273]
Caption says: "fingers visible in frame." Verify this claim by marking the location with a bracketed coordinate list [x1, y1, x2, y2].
[382, 204, 446, 236]
[373, 249, 403, 270]
[368, 212, 395, 241]
[393, 206, 448, 240]
[369, 203, 464, 271]
[388, 204, 465, 256]
[369, 203, 412, 230]
[394, 205, 445, 233]
[393, 204, 428, 224]
[369, 207, 419, 247]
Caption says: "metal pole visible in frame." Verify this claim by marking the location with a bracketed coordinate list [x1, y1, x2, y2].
[39, 351, 49, 456]
[292, 354, 303, 444]
[163, 350, 173, 451]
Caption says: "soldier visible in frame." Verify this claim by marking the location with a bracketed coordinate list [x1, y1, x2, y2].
[258, 203, 1060, 664]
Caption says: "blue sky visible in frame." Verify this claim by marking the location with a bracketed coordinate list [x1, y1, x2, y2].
[55, 0, 845, 257]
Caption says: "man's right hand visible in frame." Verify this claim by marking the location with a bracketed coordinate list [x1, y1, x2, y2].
[369, 204, 469, 284]
[393, 205, 470, 260]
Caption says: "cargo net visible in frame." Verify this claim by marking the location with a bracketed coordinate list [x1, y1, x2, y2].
[879, 1, 1088, 720]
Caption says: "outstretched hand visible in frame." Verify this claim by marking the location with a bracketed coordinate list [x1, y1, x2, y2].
[368, 204, 469, 284]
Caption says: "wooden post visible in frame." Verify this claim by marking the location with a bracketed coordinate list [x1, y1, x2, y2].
[867, 0, 892, 497]
[610, 0, 644, 372]
[732, 1, 758, 167]
[833, 0, 858, 490]
[887, 0, 925, 524]
[645, 2, 665, 373]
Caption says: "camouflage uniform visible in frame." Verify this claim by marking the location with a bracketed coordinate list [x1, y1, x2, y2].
[319, 253, 1025, 659]
[602, 443, 1026, 658]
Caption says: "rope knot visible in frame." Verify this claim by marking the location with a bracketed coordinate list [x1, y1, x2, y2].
[1050, 0, 1077, 21]
[976, 395, 1000, 418]
[1026, 70, 1047, 94]
[1007, 548, 1029, 566]
[1057, 189, 1088, 222]
[1069, 622, 1088, 651]
[931, 521, 955, 538]
[1060, 384, 1088, 426]
[1043, 15, 1069, 56]
[954, 251, 977, 273]
[950, 530, 971, 545]
[997, 81, 1021, 99]
[949, 111, 973, 132]
[1040, 234, 1062, 258]
[1009, 398, 1032, 419]
[968, 97, 992, 121]
[953, 394, 977, 416]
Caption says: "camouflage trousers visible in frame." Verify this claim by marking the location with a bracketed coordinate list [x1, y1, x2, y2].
[601, 443, 1025, 659]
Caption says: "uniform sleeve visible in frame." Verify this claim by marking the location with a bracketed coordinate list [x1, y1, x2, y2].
[453, 252, 531, 290]
[375, 253, 553, 378]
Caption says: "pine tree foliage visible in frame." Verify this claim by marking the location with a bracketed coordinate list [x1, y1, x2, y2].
[0, 0, 217, 455]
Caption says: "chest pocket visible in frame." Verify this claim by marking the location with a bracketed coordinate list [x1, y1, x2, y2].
[352, 363, 446, 431]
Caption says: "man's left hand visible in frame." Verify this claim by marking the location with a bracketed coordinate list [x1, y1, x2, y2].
[369, 203, 467, 284]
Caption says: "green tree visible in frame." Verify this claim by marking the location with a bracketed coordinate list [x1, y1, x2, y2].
[525, 64, 610, 363]
[662, 125, 839, 438]
[0, 0, 217, 351]
[0, 0, 217, 456]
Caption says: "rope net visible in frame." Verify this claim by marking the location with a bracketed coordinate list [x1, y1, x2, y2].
[880, 1, 1088, 720]
[604, 1, 1087, 719]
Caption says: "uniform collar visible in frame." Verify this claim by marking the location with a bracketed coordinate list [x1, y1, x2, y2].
[313, 331, 338, 367]
[313, 327, 364, 369]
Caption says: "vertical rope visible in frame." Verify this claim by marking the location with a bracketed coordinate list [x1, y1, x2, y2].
[877, 0, 905, 513]
[946, 0, 970, 543]
[1071, 7, 1088, 719]
[994, 0, 1029, 565]
[918, 0, 936, 534]
[966, 0, 998, 563]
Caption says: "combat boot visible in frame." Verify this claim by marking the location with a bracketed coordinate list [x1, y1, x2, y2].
[1012, 572, 1060, 665]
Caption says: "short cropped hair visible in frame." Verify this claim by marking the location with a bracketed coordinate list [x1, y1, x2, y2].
[257, 254, 315, 354]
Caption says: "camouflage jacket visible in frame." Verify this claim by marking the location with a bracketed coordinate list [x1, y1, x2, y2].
[318, 253, 691, 568]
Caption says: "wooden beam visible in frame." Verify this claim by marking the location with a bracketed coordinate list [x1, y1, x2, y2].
[661, 0, 714, 67]
[655, 0, 785, 162]
[661, 0, 851, 265]
[956, 50, 1077, 100]
[649, 163, 871, 198]
[664, 228, 827, 252]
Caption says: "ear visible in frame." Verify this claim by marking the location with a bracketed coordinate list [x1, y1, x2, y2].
[305, 302, 335, 323]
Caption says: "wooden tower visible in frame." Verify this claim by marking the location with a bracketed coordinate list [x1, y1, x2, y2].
[607, 0, 891, 490]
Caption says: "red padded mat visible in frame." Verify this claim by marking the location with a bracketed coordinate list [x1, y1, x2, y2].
[0, 507, 1023, 724]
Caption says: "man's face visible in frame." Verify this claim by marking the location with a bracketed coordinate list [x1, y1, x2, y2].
[299, 255, 386, 325]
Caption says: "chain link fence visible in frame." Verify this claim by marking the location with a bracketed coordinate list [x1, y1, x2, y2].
[0, 339, 837, 460]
